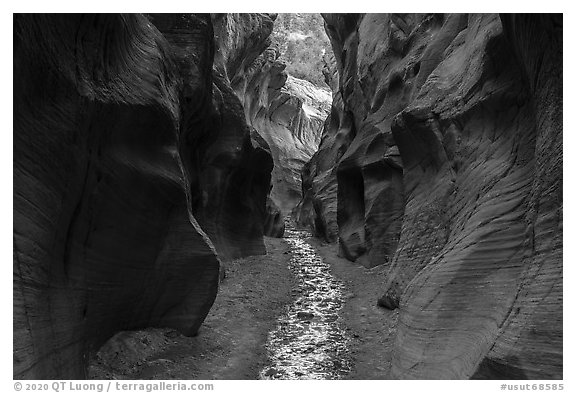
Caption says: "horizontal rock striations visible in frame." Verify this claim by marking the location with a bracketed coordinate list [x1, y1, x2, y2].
[14, 13, 276, 379]
[301, 13, 562, 378]
[468, 13, 563, 380]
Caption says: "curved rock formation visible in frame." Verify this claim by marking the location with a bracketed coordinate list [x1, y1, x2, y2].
[184, 13, 278, 258]
[301, 13, 562, 378]
[382, 13, 562, 380]
[250, 127, 286, 238]
[292, 52, 352, 242]
[469, 13, 563, 380]
[14, 13, 276, 379]
[235, 46, 331, 214]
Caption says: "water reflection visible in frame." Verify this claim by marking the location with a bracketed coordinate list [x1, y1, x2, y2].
[260, 224, 352, 379]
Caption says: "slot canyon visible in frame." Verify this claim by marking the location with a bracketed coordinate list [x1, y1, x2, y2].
[13, 13, 562, 380]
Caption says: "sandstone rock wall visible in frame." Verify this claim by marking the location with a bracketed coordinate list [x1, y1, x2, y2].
[292, 51, 352, 242]
[14, 13, 275, 379]
[182, 13, 278, 257]
[469, 13, 563, 380]
[235, 45, 331, 214]
[302, 13, 562, 379]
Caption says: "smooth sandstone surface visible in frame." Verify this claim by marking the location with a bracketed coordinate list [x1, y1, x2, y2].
[13, 13, 562, 380]
[187, 13, 278, 258]
[292, 52, 348, 243]
[237, 46, 331, 214]
[298, 13, 562, 379]
[14, 13, 277, 379]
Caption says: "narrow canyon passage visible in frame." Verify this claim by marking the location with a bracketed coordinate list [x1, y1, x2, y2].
[89, 220, 395, 380]
[260, 221, 352, 379]
[14, 13, 562, 380]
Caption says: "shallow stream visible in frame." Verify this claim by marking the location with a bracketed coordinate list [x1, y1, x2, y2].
[259, 223, 352, 379]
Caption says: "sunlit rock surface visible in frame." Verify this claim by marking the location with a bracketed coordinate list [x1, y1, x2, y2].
[301, 13, 562, 379]
[14, 13, 275, 379]
[236, 46, 331, 213]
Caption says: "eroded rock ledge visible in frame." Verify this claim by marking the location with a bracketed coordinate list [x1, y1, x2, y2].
[14, 13, 276, 379]
[297, 13, 562, 379]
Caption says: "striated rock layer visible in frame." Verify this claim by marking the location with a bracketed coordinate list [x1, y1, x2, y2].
[14, 13, 276, 379]
[299, 13, 562, 378]
[235, 45, 331, 214]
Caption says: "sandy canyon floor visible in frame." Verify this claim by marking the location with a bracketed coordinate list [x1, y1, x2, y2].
[90, 229, 399, 380]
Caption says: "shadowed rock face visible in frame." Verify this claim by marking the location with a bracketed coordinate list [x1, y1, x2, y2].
[467, 13, 563, 380]
[14, 13, 275, 379]
[263, 196, 286, 238]
[292, 52, 352, 243]
[235, 46, 331, 214]
[250, 127, 285, 238]
[329, 13, 470, 269]
[302, 13, 562, 378]
[180, 13, 278, 258]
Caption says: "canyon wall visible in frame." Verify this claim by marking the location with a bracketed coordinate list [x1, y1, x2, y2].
[301, 13, 562, 379]
[14, 13, 275, 379]
[183, 13, 278, 255]
[293, 52, 352, 242]
[234, 45, 331, 214]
